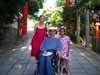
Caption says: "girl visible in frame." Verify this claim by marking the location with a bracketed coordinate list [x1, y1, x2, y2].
[31, 15, 47, 59]
[60, 28, 71, 75]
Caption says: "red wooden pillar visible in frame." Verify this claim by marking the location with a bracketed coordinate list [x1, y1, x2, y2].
[65, 0, 70, 7]
[21, 0, 28, 36]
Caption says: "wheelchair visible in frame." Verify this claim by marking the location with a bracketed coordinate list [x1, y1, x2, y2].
[34, 50, 69, 75]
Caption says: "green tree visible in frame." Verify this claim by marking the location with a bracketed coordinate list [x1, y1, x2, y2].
[76, 0, 100, 8]
[56, 0, 64, 6]
[0, 0, 43, 25]
[28, 0, 43, 16]
[0, 0, 43, 43]
[47, 8, 63, 26]
[0, 0, 24, 24]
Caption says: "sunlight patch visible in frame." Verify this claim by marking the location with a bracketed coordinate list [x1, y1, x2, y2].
[12, 49, 17, 52]
[15, 64, 23, 69]
[80, 53, 85, 57]
[28, 45, 32, 51]
[20, 46, 27, 51]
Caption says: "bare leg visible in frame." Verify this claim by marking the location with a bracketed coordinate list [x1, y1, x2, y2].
[61, 58, 69, 75]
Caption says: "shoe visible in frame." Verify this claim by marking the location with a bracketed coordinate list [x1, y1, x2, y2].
[63, 68, 68, 75]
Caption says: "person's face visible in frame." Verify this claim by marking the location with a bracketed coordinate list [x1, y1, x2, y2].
[49, 30, 56, 36]
[60, 29, 65, 35]
[39, 16, 45, 23]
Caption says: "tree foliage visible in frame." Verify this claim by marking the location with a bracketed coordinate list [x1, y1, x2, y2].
[47, 8, 63, 26]
[0, 0, 24, 24]
[56, 0, 64, 6]
[0, 0, 43, 25]
[76, 0, 100, 9]
[28, 0, 43, 16]
[91, 0, 100, 6]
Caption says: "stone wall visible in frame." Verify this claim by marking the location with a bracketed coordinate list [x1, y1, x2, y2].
[0, 22, 18, 46]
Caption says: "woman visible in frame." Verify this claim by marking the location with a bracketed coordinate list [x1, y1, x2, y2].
[59, 28, 71, 75]
[31, 15, 47, 58]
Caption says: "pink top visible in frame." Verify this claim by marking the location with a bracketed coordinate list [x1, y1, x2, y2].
[60, 36, 70, 60]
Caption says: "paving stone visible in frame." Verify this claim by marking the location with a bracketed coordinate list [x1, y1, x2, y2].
[23, 63, 37, 75]
[71, 72, 88, 75]
[0, 65, 12, 75]
[70, 69, 86, 73]
[83, 67, 100, 74]
[16, 58, 29, 64]
[70, 45, 100, 75]
[8, 64, 25, 75]
[81, 64, 94, 68]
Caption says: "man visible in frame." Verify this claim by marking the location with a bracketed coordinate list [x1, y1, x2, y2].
[38, 27, 61, 75]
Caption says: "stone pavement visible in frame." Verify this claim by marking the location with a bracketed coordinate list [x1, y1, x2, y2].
[69, 45, 100, 75]
[0, 29, 100, 75]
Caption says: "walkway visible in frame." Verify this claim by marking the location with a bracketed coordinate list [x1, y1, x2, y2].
[0, 29, 100, 75]
[69, 45, 100, 75]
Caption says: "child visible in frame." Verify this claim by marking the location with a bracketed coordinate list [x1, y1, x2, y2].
[59, 28, 71, 75]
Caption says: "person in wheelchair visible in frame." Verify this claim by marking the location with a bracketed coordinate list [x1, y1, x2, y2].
[38, 27, 61, 75]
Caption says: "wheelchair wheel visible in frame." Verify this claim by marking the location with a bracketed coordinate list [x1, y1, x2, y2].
[55, 58, 70, 75]
[34, 70, 38, 75]
[54, 58, 61, 75]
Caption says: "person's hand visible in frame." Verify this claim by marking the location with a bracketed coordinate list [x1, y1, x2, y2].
[67, 53, 69, 57]
[57, 51, 61, 57]
[44, 50, 48, 55]
[66, 51, 69, 57]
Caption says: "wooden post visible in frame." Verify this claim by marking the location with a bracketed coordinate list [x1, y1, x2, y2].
[76, 9, 80, 44]
[65, 0, 70, 7]
[21, 0, 28, 36]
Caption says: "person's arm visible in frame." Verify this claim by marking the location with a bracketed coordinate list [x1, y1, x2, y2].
[40, 37, 47, 51]
[57, 38, 62, 51]
[40, 37, 48, 55]
[67, 37, 71, 56]
[56, 38, 62, 57]
[32, 25, 37, 36]
[67, 41, 70, 56]
[45, 23, 48, 36]
[31, 25, 37, 45]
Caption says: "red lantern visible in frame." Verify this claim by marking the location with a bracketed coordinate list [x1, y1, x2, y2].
[95, 22, 100, 38]
[96, 25, 99, 38]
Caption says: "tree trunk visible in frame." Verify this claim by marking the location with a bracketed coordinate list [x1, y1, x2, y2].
[85, 8, 90, 47]
[76, 9, 80, 44]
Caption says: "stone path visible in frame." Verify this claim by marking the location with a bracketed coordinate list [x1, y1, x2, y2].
[69, 45, 100, 75]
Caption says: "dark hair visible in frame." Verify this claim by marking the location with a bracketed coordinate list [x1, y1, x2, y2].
[39, 15, 45, 20]
[60, 28, 66, 32]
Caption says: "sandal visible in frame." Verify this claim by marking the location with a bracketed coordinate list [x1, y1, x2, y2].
[63, 68, 68, 75]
